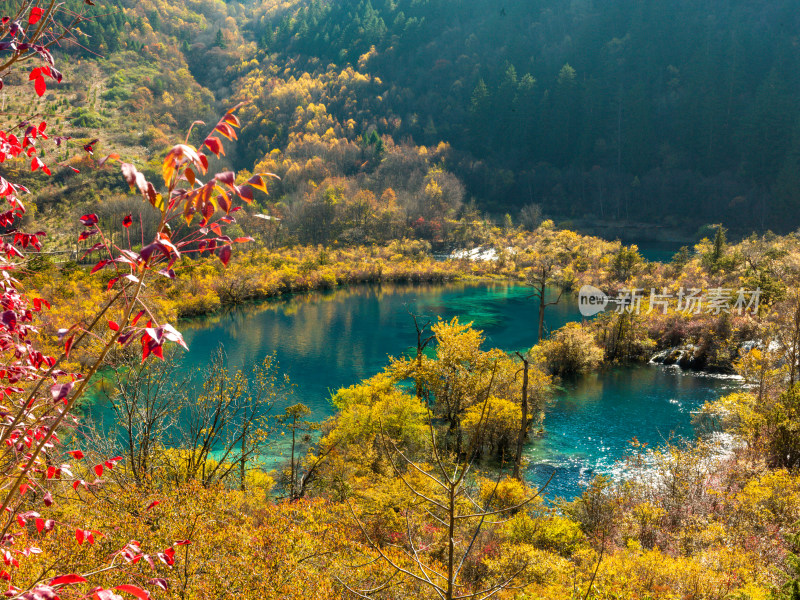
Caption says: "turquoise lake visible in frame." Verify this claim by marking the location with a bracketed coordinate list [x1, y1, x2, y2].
[90, 282, 740, 499]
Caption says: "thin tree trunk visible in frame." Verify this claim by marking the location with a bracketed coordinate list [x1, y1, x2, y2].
[290, 416, 297, 499]
[791, 299, 800, 386]
[513, 353, 529, 480]
[447, 486, 456, 600]
[538, 277, 546, 341]
[416, 346, 424, 399]
[240, 421, 247, 491]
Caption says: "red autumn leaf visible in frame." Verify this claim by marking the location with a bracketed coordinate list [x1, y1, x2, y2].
[234, 237, 254, 243]
[68, 450, 84, 459]
[64, 334, 74, 358]
[236, 185, 254, 203]
[116, 585, 150, 600]
[218, 245, 232, 266]
[147, 580, 168, 592]
[115, 585, 150, 600]
[122, 214, 132, 228]
[34, 76, 45, 97]
[146, 500, 160, 510]
[204, 136, 223, 157]
[50, 574, 88, 586]
[33, 298, 50, 311]
[75, 529, 84, 545]
[217, 193, 231, 214]
[28, 7, 44, 24]
[94, 464, 103, 477]
[222, 111, 241, 128]
[108, 321, 119, 331]
[90, 260, 109, 274]
[50, 382, 73, 402]
[162, 144, 203, 185]
[158, 547, 176, 566]
[215, 171, 235, 187]
[247, 173, 278, 194]
[79, 213, 99, 226]
[214, 122, 237, 140]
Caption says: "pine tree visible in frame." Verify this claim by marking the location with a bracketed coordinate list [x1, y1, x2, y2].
[214, 28, 226, 49]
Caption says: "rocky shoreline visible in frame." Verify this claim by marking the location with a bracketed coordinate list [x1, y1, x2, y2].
[649, 340, 773, 375]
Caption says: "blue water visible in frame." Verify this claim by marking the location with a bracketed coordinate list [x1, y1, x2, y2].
[630, 241, 687, 263]
[89, 282, 738, 498]
[173, 283, 575, 421]
[526, 366, 740, 498]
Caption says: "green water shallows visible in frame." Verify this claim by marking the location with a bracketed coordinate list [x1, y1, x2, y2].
[89, 282, 738, 499]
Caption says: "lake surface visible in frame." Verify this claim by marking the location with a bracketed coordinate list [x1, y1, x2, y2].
[174, 283, 574, 421]
[526, 366, 740, 497]
[89, 282, 739, 498]
[635, 241, 684, 263]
